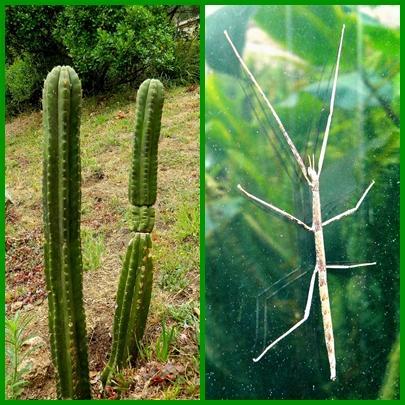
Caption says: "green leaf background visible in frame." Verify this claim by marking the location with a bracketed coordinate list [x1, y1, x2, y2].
[205, 5, 399, 400]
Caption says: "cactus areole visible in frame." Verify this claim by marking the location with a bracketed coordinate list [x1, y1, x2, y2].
[101, 79, 164, 386]
[42, 66, 91, 399]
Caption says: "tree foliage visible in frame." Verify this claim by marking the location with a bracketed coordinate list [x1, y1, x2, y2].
[6, 6, 64, 62]
[53, 6, 177, 91]
[6, 5, 199, 114]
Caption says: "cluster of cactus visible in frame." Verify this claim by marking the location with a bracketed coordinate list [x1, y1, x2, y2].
[42, 66, 91, 399]
[101, 79, 164, 385]
[42, 68, 164, 396]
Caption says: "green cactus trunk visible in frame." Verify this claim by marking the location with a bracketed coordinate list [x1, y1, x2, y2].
[101, 79, 164, 386]
[42, 66, 91, 399]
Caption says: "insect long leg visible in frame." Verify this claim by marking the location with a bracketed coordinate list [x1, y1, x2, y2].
[317, 24, 345, 175]
[326, 262, 376, 269]
[238, 184, 312, 231]
[322, 180, 375, 226]
[262, 270, 309, 343]
[255, 268, 309, 345]
[253, 266, 318, 362]
[224, 30, 311, 186]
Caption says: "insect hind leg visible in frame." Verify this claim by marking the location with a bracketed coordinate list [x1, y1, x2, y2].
[254, 267, 307, 349]
[253, 266, 318, 363]
[326, 262, 376, 269]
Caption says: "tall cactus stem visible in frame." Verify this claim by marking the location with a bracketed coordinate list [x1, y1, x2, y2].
[102, 79, 164, 386]
[42, 66, 91, 399]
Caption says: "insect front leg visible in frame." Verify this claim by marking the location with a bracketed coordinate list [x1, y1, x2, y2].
[322, 181, 375, 227]
[238, 184, 312, 232]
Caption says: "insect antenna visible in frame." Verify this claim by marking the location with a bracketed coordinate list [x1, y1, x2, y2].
[238, 76, 300, 183]
[317, 24, 345, 175]
[313, 63, 336, 158]
[224, 30, 311, 185]
[302, 62, 334, 161]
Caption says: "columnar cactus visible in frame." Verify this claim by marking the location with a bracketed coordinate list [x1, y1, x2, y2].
[42, 66, 91, 399]
[101, 79, 164, 385]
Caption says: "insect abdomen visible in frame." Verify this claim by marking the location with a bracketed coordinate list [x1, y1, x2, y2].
[318, 270, 336, 381]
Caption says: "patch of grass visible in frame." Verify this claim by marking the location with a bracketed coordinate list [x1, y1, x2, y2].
[109, 195, 125, 215]
[81, 228, 105, 272]
[157, 252, 189, 293]
[81, 153, 102, 178]
[155, 321, 177, 363]
[6, 311, 39, 399]
[173, 199, 199, 243]
[138, 322, 177, 364]
[165, 301, 197, 326]
[156, 191, 199, 293]
[162, 380, 182, 400]
[81, 198, 92, 216]
[137, 340, 154, 363]
[158, 265, 189, 293]
[93, 114, 108, 126]
[184, 378, 199, 397]
[109, 370, 131, 396]
[102, 131, 123, 149]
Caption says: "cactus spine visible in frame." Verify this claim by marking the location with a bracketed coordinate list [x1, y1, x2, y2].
[42, 66, 91, 399]
[102, 79, 164, 385]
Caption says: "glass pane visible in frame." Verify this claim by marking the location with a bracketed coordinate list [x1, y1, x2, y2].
[205, 5, 399, 400]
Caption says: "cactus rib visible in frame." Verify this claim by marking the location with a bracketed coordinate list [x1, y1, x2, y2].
[102, 79, 164, 386]
[42, 66, 91, 399]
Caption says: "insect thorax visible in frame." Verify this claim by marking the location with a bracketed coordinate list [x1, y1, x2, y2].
[307, 166, 319, 191]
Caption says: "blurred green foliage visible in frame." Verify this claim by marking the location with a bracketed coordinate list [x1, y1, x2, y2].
[379, 333, 400, 399]
[6, 53, 42, 109]
[6, 5, 199, 115]
[205, 5, 399, 400]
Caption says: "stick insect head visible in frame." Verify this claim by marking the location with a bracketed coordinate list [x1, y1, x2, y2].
[307, 154, 318, 184]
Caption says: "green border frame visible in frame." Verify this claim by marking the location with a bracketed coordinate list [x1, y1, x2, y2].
[1, 0, 402, 403]
[1, 3, 5, 402]
[200, 3, 206, 401]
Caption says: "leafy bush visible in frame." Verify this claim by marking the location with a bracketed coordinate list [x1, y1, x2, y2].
[6, 6, 64, 63]
[6, 6, 67, 115]
[172, 36, 200, 85]
[54, 6, 178, 91]
[5, 5, 199, 114]
[6, 54, 42, 113]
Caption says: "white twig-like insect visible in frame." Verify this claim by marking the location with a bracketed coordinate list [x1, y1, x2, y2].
[224, 25, 376, 381]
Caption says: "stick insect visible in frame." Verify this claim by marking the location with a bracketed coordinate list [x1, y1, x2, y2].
[224, 25, 376, 381]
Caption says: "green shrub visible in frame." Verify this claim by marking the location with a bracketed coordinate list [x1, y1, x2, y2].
[5, 5, 199, 114]
[171, 36, 200, 85]
[6, 54, 41, 113]
[54, 6, 178, 92]
[6, 6, 64, 62]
